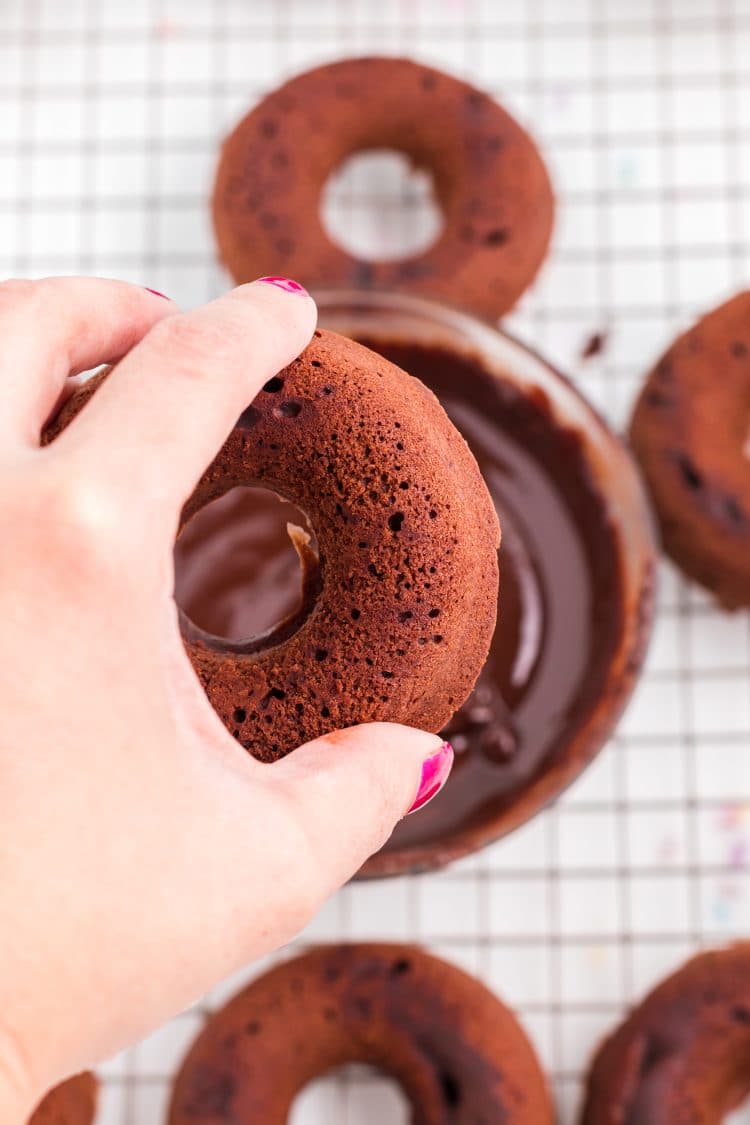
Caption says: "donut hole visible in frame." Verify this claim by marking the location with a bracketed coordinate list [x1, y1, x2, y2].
[290, 1066, 410, 1124]
[174, 485, 318, 645]
[726, 1093, 750, 1123]
[321, 149, 444, 262]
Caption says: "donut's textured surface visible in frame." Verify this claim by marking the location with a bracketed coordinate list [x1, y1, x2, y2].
[582, 944, 750, 1124]
[630, 292, 750, 607]
[45, 330, 499, 762]
[28, 1074, 97, 1125]
[213, 57, 554, 320]
[169, 943, 553, 1124]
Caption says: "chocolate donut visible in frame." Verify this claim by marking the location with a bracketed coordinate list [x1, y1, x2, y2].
[630, 292, 750, 607]
[582, 944, 750, 1124]
[212, 57, 554, 320]
[169, 943, 553, 1123]
[28, 1074, 97, 1125]
[45, 329, 499, 762]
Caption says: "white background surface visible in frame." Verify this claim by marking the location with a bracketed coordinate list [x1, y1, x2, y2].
[2, 0, 750, 1121]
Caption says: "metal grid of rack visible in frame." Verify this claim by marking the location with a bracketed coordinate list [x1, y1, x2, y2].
[2, 0, 749, 1120]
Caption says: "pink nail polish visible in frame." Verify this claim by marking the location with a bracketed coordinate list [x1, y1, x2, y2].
[407, 742, 454, 815]
[255, 276, 309, 296]
[144, 287, 169, 299]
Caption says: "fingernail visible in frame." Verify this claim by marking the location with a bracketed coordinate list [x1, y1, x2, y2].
[255, 276, 309, 296]
[144, 287, 170, 299]
[407, 742, 454, 815]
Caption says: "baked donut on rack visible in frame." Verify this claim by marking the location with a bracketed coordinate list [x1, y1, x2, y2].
[169, 943, 553, 1124]
[44, 329, 499, 762]
[212, 57, 554, 320]
[630, 291, 750, 607]
[582, 943, 750, 1124]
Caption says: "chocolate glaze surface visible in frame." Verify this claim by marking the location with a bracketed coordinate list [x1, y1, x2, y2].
[174, 340, 625, 864]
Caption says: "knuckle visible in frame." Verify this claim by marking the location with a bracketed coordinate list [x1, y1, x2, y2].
[0, 277, 40, 315]
[147, 306, 258, 379]
[30, 468, 121, 579]
[0, 279, 79, 350]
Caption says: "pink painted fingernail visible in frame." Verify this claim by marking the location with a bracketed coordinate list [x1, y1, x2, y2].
[255, 276, 309, 296]
[407, 742, 454, 815]
[144, 287, 169, 299]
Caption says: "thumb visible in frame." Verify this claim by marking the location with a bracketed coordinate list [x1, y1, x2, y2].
[268, 724, 453, 891]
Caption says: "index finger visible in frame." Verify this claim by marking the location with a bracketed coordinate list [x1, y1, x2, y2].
[47, 278, 317, 525]
[0, 276, 176, 448]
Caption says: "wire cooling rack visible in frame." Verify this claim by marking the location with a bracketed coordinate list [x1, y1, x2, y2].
[2, 0, 750, 1121]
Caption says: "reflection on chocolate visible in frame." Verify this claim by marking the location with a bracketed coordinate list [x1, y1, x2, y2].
[174, 487, 311, 643]
[173, 343, 623, 864]
[356, 341, 623, 858]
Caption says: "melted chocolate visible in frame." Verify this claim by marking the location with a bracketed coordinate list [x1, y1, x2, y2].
[174, 342, 623, 857]
[175, 488, 312, 642]
[363, 342, 623, 855]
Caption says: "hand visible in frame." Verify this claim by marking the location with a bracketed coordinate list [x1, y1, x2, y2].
[0, 276, 451, 1120]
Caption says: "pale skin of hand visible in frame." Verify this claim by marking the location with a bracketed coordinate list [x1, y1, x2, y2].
[0, 277, 451, 1122]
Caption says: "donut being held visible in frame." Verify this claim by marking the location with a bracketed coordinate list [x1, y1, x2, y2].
[169, 943, 553, 1124]
[28, 1074, 97, 1125]
[45, 329, 499, 762]
[629, 291, 750, 607]
[213, 57, 554, 320]
[582, 943, 750, 1124]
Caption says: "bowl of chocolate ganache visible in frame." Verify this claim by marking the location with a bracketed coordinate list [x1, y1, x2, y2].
[174, 291, 656, 878]
[321, 291, 656, 877]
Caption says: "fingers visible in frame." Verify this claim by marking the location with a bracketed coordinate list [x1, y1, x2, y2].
[0, 277, 176, 448]
[189, 725, 451, 972]
[50, 279, 317, 530]
[266, 724, 453, 899]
